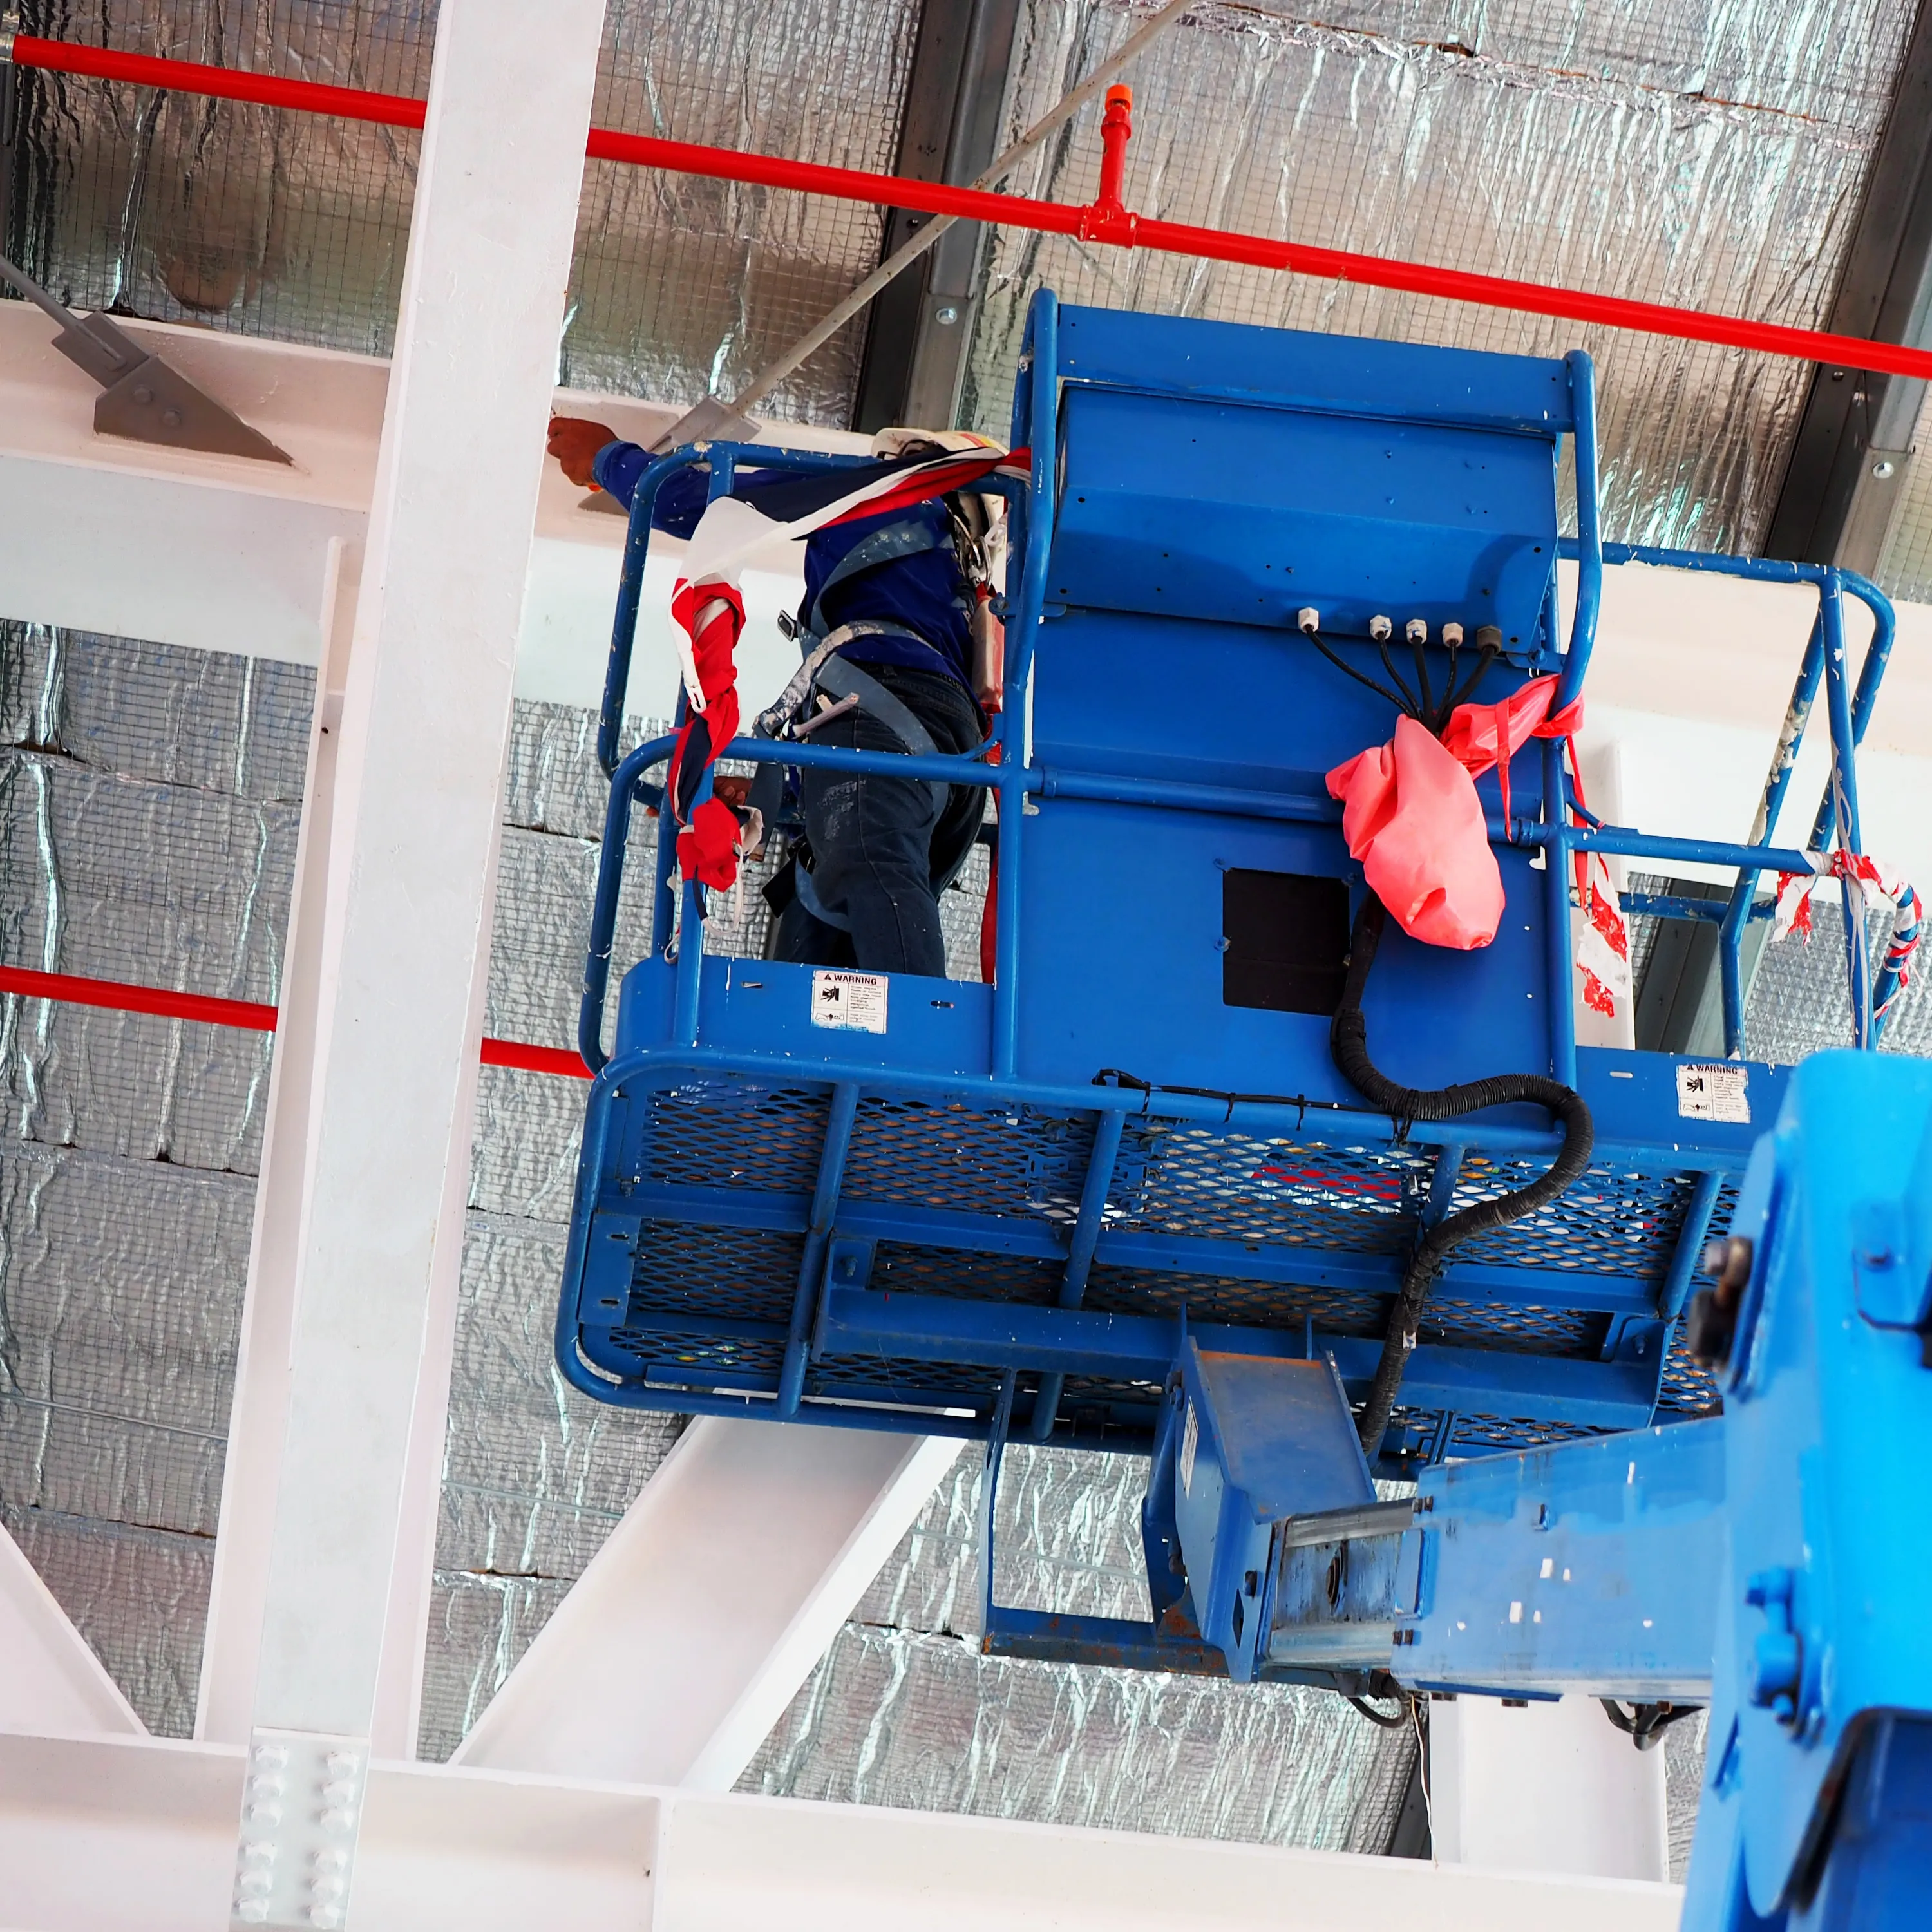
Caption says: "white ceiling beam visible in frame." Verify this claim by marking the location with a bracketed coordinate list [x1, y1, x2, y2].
[0, 1729, 1685, 1932]
[184, 6, 610, 1875]
[1429, 1694, 1669, 1882]
[452, 1417, 962, 1789]
[0, 301, 862, 714]
[194, 535, 355, 1753]
[0, 1520, 146, 1741]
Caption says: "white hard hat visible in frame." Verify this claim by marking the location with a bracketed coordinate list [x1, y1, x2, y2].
[869, 426, 1006, 460]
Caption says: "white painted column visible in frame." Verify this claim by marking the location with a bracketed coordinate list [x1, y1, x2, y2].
[1430, 1694, 1669, 1882]
[0, 1522, 146, 1739]
[453, 1419, 961, 1788]
[198, 544, 359, 1749]
[202, 0, 608, 1777]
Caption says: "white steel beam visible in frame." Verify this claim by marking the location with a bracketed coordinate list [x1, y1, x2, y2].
[0, 299, 858, 716]
[195, 540, 356, 1752]
[1429, 1693, 1669, 1882]
[0, 1729, 1685, 1932]
[453, 1418, 962, 1789]
[0, 1520, 146, 1739]
[194, 0, 609, 1779]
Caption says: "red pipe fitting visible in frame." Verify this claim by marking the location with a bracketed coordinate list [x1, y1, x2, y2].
[1079, 83, 1139, 248]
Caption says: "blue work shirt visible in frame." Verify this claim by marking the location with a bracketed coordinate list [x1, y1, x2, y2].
[592, 441, 974, 691]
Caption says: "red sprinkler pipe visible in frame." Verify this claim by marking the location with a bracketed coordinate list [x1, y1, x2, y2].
[10, 33, 428, 127]
[1079, 84, 1138, 245]
[11, 34, 1932, 383]
[0, 963, 591, 1079]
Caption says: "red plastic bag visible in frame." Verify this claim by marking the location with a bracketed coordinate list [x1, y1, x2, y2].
[1327, 676, 1587, 952]
[1327, 715, 1504, 951]
[1439, 674, 1583, 828]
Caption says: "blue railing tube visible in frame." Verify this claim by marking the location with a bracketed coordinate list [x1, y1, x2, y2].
[594, 439, 896, 775]
[597, 452, 707, 775]
[1542, 738, 1578, 1089]
[1807, 569, 1896, 854]
[579, 735, 677, 1073]
[667, 450, 743, 1049]
[1718, 611, 1824, 1056]
[1557, 350, 1602, 712]
[1551, 538, 1897, 1056]
[993, 287, 1059, 1081]
[1818, 576, 1874, 1048]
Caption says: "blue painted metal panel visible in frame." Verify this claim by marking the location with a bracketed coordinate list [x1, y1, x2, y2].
[1400, 1418, 1724, 1700]
[1054, 304, 1577, 433]
[1682, 1052, 1932, 1924]
[1050, 384, 1558, 647]
[1014, 792, 1554, 1094]
[1170, 1344, 1373, 1681]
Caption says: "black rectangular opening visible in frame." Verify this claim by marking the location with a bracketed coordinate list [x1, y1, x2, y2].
[1222, 869, 1350, 1015]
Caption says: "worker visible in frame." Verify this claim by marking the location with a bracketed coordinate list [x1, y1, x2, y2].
[547, 417, 998, 979]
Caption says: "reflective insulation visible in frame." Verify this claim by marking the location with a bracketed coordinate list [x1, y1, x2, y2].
[0, 625, 308, 1170]
[5, 1, 919, 424]
[963, 0, 1917, 557]
[1624, 864, 1932, 1063]
[1745, 893, 1932, 1063]
[1875, 453, 1932, 609]
[739, 1445, 1416, 1848]
[0, 622, 310, 1730]
[2, 1503, 214, 1736]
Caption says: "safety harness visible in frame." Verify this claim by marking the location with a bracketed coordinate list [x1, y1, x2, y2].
[751, 495, 996, 931]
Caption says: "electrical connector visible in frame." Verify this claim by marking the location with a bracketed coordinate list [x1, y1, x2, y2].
[1442, 621, 1465, 647]
[1405, 618, 1428, 644]
[1368, 614, 1393, 641]
[1296, 607, 1321, 635]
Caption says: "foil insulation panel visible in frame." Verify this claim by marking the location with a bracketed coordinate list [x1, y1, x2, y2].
[3, 1502, 214, 1738]
[6, 0, 918, 425]
[741, 1621, 1414, 1849]
[0, 622, 308, 1729]
[1875, 454, 1932, 610]
[1623, 869, 1932, 1063]
[1744, 896, 1932, 1063]
[963, 0, 1917, 558]
[739, 1446, 1416, 1845]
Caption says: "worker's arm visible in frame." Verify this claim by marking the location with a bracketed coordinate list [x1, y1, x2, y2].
[547, 416, 743, 535]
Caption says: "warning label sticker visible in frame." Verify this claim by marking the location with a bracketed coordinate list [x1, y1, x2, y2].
[811, 969, 889, 1034]
[1179, 1401, 1199, 1497]
[1676, 1063, 1750, 1124]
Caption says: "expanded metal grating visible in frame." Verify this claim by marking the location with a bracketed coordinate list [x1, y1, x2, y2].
[1444, 1414, 1611, 1455]
[619, 1222, 802, 1329]
[1081, 1264, 1390, 1340]
[1419, 1299, 1607, 1359]
[1112, 1126, 1430, 1254]
[871, 1242, 1065, 1306]
[844, 1097, 1094, 1222]
[601, 1075, 1741, 1450]
[606, 1321, 788, 1387]
[1448, 1157, 1699, 1280]
[615, 1077, 828, 1195]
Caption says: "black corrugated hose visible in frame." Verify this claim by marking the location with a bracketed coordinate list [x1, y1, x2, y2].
[1331, 894, 1595, 1455]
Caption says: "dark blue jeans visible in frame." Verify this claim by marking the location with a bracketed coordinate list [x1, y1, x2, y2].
[775, 663, 985, 978]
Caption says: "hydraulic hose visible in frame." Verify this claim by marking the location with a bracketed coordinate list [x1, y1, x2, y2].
[1332, 895, 1595, 1454]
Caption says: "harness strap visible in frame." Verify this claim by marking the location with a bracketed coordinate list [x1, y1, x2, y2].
[806, 518, 946, 639]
